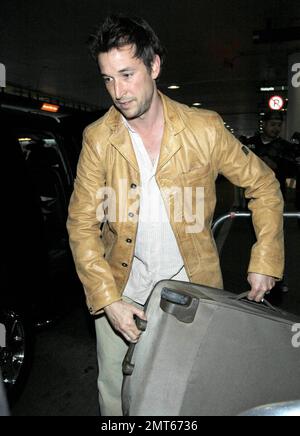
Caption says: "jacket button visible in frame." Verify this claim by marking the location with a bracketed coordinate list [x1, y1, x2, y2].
[126, 238, 132, 243]
[131, 183, 137, 189]
[122, 263, 128, 267]
[128, 212, 134, 218]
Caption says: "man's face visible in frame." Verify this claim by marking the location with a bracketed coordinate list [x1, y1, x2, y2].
[263, 120, 283, 140]
[98, 44, 160, 120]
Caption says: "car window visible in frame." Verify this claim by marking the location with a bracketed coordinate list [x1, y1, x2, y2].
[17, 130, 72, 186]
[16, 130, 71, 252]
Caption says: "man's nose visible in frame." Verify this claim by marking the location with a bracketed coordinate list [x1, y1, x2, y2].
[114, 80, 125, 100]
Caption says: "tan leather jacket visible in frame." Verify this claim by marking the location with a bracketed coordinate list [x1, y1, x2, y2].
[67, 92, 284, 315]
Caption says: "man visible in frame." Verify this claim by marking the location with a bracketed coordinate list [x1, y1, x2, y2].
[67, 15, 284, 416]
[244, 111, 297, 199]
[244, 112, 300, 293]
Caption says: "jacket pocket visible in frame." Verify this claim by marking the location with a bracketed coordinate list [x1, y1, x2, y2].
[177, 163, 211, 185]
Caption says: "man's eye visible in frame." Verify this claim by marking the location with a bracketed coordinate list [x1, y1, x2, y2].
[123, 73, 133, 79]
[103, 77, 112, 83]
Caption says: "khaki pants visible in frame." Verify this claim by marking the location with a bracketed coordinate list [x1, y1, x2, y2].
[94, 297, 143, 416]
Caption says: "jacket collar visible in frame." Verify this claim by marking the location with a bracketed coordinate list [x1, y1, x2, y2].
[105, 91, 186, 172]
[105, 107, 139, 172]
[157, 92, 185, 171]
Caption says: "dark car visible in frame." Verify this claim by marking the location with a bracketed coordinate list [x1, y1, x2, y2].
[0, 100, 104, 402]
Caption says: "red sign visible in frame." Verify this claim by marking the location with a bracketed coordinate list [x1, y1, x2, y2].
[268, 95, 284, 111]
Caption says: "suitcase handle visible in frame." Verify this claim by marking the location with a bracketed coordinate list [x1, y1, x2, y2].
[123, 344, 135, 376]
[160, 287, 199, 323]
[133, 314, 147, 332]
[236, 292, 282, 313]
[122, 316, 147, 376]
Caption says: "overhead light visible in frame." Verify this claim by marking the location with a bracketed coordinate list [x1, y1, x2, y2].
[41, 103, 60, 113]
[192, 102, 202, 107]
[168, 85, 180, 90]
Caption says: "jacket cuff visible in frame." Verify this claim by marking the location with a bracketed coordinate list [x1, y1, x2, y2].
[248, 256, 284, 280]
[86, 290, 122, 316]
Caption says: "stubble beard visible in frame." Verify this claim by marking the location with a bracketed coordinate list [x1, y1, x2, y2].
[117, 88, 155, 121]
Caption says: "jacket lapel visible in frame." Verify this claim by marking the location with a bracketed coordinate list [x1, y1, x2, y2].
[106, 108, 139, 173]
[156, 92, 186, 173]
[104, 93, 186, 174]
[156, 127, 183, 172]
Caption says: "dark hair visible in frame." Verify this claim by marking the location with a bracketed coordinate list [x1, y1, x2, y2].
[88, 14, 166, 74]
[263, 111, 284, 122]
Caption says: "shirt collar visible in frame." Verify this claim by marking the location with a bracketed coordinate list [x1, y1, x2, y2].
[121, 115, 137, 134]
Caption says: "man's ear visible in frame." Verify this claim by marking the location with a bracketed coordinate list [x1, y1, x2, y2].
[151, 55, 161, 80]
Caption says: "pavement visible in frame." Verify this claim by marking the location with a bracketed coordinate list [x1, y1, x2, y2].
[11, 178, 300, 416]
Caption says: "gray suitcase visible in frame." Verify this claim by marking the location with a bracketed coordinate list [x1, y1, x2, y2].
[122, 280, 300, 416]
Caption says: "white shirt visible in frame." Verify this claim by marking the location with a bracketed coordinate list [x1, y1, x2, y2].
[122, 118, 189, 305]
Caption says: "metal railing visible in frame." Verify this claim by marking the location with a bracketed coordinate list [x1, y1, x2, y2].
[212, 211, 300, 235]
[212, 211, 300, 255]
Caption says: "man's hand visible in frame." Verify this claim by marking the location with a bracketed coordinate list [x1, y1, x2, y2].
[247, 272, 276, 302]
[104, 300, 147, 343]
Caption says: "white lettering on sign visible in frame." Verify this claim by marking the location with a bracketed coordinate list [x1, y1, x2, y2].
[291, 324, 300, 348]
[291, 63, 300, 88]
[0, 63, 6, 87]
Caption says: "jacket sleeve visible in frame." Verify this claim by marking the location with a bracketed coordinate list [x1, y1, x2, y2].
[212, 116, 284, 279]
[66, 131, 122, 314]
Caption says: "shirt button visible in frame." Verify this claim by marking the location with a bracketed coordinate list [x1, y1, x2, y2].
[126, 238, 132, 243]
[128, 212, 134, 218]
[122, 263, 128, 267]
[131, 183, 137, 189]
